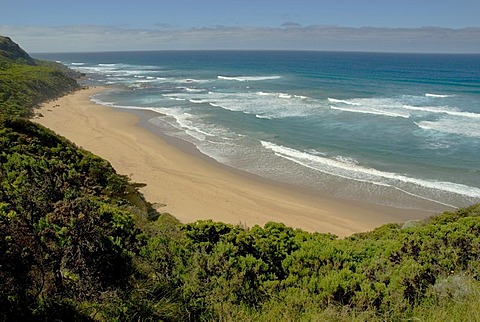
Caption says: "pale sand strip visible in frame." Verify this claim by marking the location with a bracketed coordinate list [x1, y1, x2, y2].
[34, 87, 433, 237]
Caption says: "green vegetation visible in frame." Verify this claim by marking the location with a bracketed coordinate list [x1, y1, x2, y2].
[0, 117, 153, 320]
[1, 36, 480, 321]
[0, 36, 79, 117]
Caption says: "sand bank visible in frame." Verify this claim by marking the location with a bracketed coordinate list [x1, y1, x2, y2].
[34, 87, 433, 237]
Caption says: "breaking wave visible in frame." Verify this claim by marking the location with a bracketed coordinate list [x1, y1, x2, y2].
[218, 75, 281, 81]
[261, 140, 480, 203]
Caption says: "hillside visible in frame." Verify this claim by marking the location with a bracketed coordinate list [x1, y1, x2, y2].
[0, 36, 80, 118]
[0, 36, 34, 64]
[0, 36, 479, 321]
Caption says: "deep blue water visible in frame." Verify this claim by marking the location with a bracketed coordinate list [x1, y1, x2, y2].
[34, 51, 480, 211]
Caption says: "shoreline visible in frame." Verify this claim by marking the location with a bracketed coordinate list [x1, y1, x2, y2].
[34, 86, 435, 237]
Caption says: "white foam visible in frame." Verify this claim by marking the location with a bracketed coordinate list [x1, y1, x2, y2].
[402, 105, 480, 119]
[327, 97, 416, 118]
[261, 140, 480, 202]
[256, 91, 298, 100]
[189, 99, 208, 104]
[330, 106, 410, 118]
[164, 90, 316, 119]
[72, 63, 163, 79]
[174, 78, 210, 84]
[294, 95, 308, 99]
[255, 114, 274, 119]
[152, 109, 213, 142]
[415, 118, 480, 138]
[186, 88, 203, 92]
[209, 103, 227, 109]
[327, 98, 361, 105]
[135, 79, 160, 83]
[334, 155, 359, 165]
[167, 97, 186, 101]
[90, 95, 220, 142]
[218, 75, 281, 81]
[176, 86, 204, 93]
[326, 96, 479, 121]
[425, 93, 453, 98]
[71, 62, 85, 66]
[89, 97, 168, 117]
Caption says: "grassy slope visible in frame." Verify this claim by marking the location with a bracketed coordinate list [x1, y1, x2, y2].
[0, 36, 79, 117]
[0, 36, 479, 321]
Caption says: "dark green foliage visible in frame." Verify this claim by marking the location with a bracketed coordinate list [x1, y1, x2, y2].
[0, 119, 150, 320]
[157, 208, 479, 321]
[0, 63, 79, 117]
[0, 116, 187, 321]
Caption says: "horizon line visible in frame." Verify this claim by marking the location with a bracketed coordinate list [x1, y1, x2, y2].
[32, 48, 480, 55]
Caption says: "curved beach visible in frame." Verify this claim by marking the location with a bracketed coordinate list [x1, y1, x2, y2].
[34, 86, 433, 236]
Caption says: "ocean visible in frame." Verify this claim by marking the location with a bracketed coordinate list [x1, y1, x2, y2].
[34, 51, 480, 212]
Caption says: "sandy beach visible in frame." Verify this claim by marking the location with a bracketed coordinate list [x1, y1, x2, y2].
[34, 87, 434, 237]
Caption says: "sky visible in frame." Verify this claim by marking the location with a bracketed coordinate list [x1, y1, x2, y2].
[1, 0, 479, 53]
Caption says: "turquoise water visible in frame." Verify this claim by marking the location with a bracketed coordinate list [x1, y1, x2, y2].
[35, 51, 480, 211]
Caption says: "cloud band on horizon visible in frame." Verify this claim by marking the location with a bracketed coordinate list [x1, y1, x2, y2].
[1, 24, 479, 53]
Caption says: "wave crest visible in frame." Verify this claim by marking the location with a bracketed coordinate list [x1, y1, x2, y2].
[425, 93, 453, 98]
[261, 140, 480, 202]
[218, 75, 281, 81]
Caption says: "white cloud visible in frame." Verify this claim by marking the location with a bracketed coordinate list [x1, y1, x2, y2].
[1, 24, 479, 53]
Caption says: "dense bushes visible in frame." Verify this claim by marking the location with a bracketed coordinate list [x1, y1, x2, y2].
[157, 208, 479, 321]
[0, 64, 79, 117]
[0, 118, 149, 321]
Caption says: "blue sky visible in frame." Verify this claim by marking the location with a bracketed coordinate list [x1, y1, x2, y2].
[1, 0, 479, 52]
